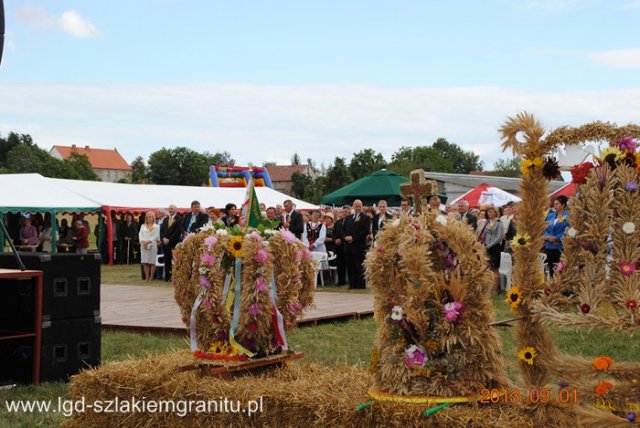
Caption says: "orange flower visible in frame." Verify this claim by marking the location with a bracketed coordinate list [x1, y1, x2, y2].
[595, 381, 613, 396]
[593, 356, 614, 371]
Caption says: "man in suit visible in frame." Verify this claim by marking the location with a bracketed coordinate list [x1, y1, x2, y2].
[161, 204, 182, 282]
[265, 206, 282, 229]
[281, 199, 304, 239]
[341, 199, 371, 289]
[182, 200, 208, 237]
[457, 200, 478, 231]
[332, 205, 351, 285]
[371, 199, 393, 242]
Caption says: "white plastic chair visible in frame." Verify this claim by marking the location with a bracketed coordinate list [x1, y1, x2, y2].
[326, 251, 337, 284]
[498, 252, 512, 291]
[310, 252, 328, 287]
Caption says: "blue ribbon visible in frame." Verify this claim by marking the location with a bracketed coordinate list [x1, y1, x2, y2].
[189, 291, 206, 352]
[270, 272, 289, 351]
[229, 257, 243, 343]
[222, 273, 232, 303]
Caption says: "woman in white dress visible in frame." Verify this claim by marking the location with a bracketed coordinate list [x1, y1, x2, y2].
[302, 210, 328, 270]
[139, 212, 160, 283]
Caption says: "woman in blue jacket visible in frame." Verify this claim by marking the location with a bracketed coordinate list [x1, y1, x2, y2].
[543, 195, 570, 276]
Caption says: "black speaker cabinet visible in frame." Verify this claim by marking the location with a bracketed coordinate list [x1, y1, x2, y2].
[0, 316, 101, 384]
[0, 253, 100, 321]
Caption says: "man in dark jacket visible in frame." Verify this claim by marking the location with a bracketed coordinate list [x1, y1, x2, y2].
[457, 200, 478, 232]
[332, 205, 351, 285]
[182, 200, 208, 237]
[340, 199, 371, 289]
[371, 199, 393, 243]
[281, 199, 304, 239]
[160, 204, 182, 282]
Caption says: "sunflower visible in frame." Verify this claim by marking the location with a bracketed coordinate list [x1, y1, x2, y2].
[511, 233, 531, 248]
[227, 235, 244, 257]
[208, 341, 226, 355]
[595, 146, 623, 169]
[542, 157, 561, 180]
[505, 287, 523, 310]
[518, 346, 537, 365]
[520, 157, 543, 175]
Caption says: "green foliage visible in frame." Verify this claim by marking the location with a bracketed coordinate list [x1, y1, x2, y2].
[492, 157, 522, 177]
[0, 132, 99, 180]
[130, 155, 148, 183]
[291, 153, 301, 165]
[432, 138, 483, 173]
[348, 149, 387, 180]
[324, 157, 352, 194]
[388, 145, 453, 177]
[147, 147, 231, 186]
[291, 171, 314, 201]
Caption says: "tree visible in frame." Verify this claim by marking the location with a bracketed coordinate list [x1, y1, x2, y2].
[431, 138, 483, 173]
[323, 157, 352, 194]
[492, 157, 522, 178]
[130, 156, 148, 183]
[348, 149, 387, 180]
[291, 153, 301, 165]
[290, 171, 314, 201]
[147, 147, 233, 186]
[65, 152, 100, 181]
[388, 145, 453, 177]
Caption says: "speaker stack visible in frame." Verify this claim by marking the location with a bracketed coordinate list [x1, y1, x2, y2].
[0, 253, 101, 383]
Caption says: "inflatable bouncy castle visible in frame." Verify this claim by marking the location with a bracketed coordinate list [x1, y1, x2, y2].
[209, 161, 273, 188]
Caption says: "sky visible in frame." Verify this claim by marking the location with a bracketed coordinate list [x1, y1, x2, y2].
[1, 0, 640, 170]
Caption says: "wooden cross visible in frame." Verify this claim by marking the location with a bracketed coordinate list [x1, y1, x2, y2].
[400, 169, 437, 214]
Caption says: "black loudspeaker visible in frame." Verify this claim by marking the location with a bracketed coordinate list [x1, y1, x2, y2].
[0, 253, 101, 321]
[0, 316, 101, 383]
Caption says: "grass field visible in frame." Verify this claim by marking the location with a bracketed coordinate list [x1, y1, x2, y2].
[1, 265, 639, 426]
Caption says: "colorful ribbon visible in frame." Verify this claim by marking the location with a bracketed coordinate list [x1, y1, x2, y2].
[189, 290, 206, 352]
[270, 272, 288, 351]
[228, 257, 254, 357]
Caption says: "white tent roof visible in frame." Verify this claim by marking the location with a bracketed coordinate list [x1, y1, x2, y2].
[49, 177, 318, 211]
[0, 174, 101, 212]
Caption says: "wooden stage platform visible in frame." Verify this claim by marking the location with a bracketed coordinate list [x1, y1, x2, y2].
[101, 284, 374, 334]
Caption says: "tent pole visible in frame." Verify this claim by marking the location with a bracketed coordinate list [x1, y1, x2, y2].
[105, 207, 114, 265]
[98, 213, 104, 260]
[50, 211, 58, 253]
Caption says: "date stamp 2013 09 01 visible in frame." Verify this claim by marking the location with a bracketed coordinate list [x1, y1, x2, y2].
[479, 387, 578, 405]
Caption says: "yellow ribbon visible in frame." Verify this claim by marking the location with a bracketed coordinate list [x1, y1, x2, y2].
[368, 388, 471, 404]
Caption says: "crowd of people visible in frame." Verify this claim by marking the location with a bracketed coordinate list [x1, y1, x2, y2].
[3, 193, 571, 292]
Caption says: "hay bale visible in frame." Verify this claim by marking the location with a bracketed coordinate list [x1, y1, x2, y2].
[62, 351, 577, 428]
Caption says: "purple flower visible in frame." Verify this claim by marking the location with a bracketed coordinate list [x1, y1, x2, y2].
[204, 236, 218, 250]
[617, 136, 637, 152]
[403, 345, 426, 368]
[255, 276, 268, 292]
[281, 230, 297, 243]
[248, 304, 261, 315]
[444, 253, 456, 269]
[625, 181, 639, 192]
[444, 311, 458, 322]
[198, 275, 211, 289]
[625, 412, 636, 423]
[201, 253, 216, 266]
[556, 262, 565, 273]
[216, 330, 229, 341]
[436, 241, 446, 251]
[255, 248, 269, 264]
[249, 231, 263, 242]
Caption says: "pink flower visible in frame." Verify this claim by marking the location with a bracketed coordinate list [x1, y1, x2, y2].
[411, 223, 421, 230]
[556, 262, 565, 273]
[294, 249, 303, 262]
[376, 246, 385, 253]
[444, 311, 459, 322]
[202, 299, 212, 309]
[293, 274, 302, 283]
[255, 276, 268, 292]
[198, 275, 211, 289]
[304, 248, 312, 260]
[404, 345, 426, 368]
[183, 233, 195, 243]
[204, 236, 218, 250]
[255, 248, 269, 264]
[249, 231, 263, 242]
[620, 261, 636, 276]
[248, 304, 260, 315]
[288, 302, 302, 315]
[200, 253, 216, 265]
[617, 136, 637, 152]
[281, 230, 297, 243]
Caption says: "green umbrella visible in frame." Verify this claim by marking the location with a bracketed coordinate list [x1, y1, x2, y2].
[320, 169, 447, 207]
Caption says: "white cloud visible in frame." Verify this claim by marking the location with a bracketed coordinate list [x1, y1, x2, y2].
[587, 49, 640, 69]
[0, 83, 639, 171]
[15, 2, 100, 38]
[506, 0, 598, 11]
[622, 1, 640, 9]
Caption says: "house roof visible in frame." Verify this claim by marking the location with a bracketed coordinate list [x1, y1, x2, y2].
[52, 145, 131, 171]
[266, 165, 309, 182]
